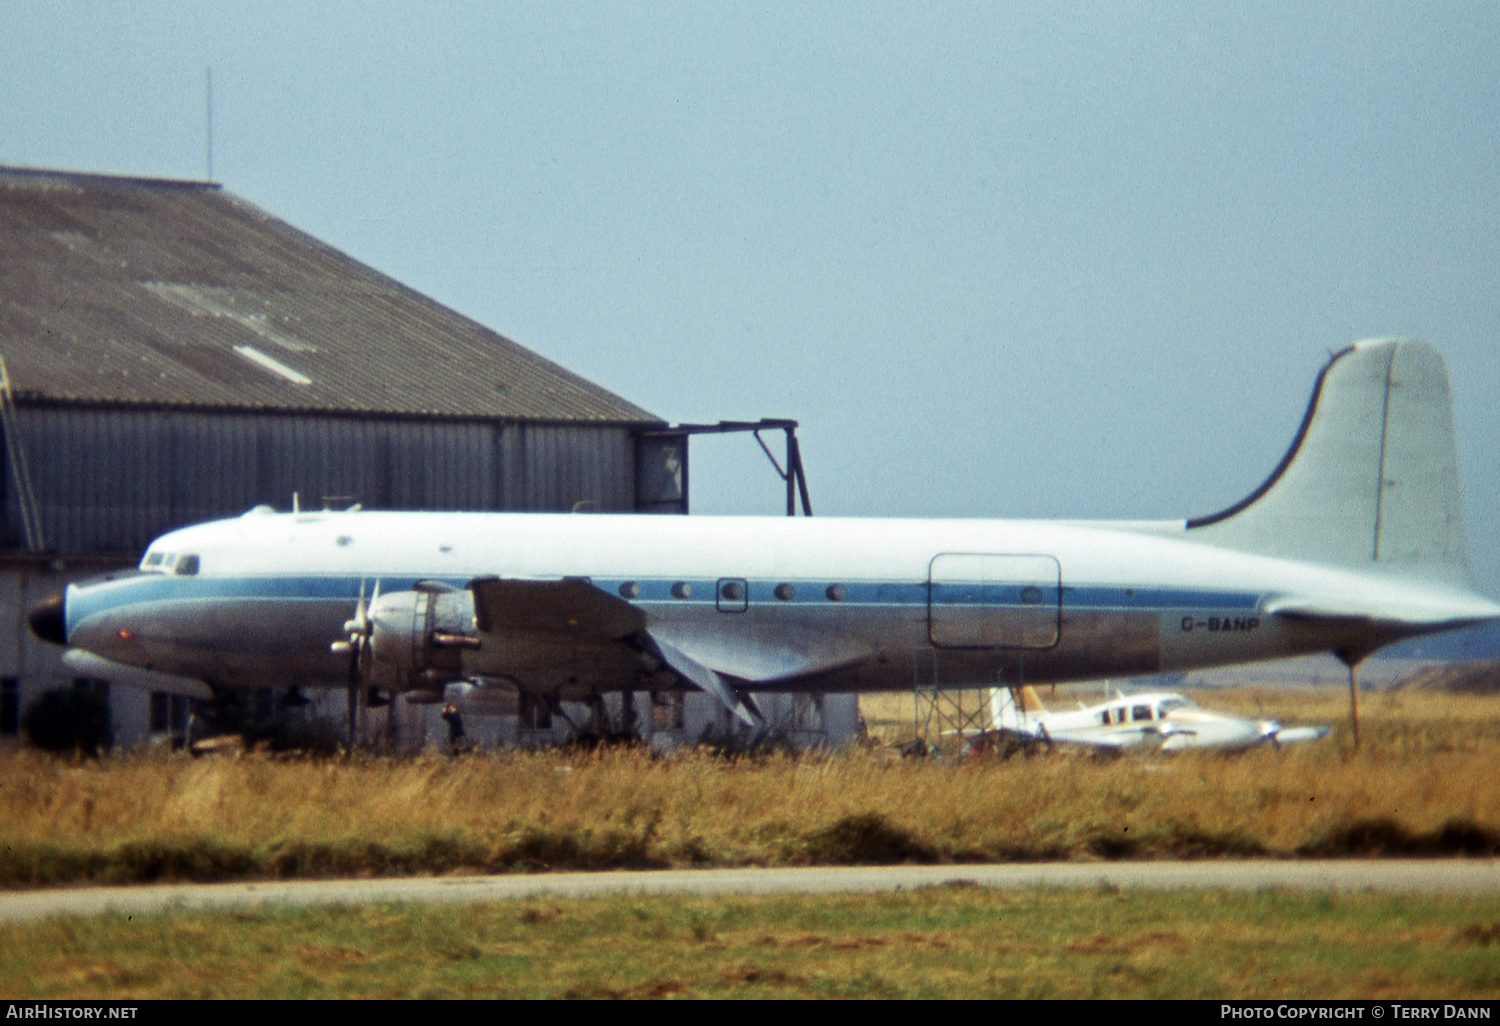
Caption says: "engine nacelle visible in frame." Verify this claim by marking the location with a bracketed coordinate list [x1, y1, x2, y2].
[366, 586, 480, 691]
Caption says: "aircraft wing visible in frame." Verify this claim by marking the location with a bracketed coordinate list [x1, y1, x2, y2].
[984, 726, 1134, 756]
[465, 577, 760, 726]
[1270, 725, 1331, 745]
[647, 635, 760, 727]
[988, 719, 1189, 755]
[1060, 727, 1169, 750]
[470, 576, 646, 639]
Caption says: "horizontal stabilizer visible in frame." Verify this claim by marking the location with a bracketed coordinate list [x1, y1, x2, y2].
[1263, 591, 1500, 628]
[1260, 596, 1375, 625]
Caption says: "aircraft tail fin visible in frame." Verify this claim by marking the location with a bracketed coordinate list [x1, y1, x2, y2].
[991, 685, 1047, 731]
[1186, 339, 1475, 586]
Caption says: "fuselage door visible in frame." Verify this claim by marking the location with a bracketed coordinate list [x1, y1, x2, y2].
[928, 553, 1061, 649]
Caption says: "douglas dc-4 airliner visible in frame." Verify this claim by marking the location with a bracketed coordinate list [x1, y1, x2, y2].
[27, 339, 1500, 736]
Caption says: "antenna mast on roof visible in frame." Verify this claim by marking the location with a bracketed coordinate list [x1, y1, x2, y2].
[204, 67, 214, 183]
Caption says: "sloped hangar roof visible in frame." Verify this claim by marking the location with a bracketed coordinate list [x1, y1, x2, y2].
[0, 167, 660, 424]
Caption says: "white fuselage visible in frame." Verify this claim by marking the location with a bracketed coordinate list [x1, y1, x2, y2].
[59, 508, 1500, 698]
[992, 689, 1329, 752]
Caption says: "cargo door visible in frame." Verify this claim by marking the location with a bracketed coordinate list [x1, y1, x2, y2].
[928, 553, 1061, 649]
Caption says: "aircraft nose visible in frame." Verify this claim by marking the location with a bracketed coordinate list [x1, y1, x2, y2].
[28, 593, 66, 646]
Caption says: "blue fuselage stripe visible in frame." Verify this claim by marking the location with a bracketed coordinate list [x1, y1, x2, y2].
[65, 572, 1262, 634]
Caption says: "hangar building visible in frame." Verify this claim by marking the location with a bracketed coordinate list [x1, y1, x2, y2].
[0, 166, 802, 749]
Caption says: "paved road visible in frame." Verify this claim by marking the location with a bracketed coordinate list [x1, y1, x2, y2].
[3, 860, 1499, 923]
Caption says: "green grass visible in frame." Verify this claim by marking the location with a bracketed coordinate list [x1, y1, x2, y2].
[7, 887, 1500, 998]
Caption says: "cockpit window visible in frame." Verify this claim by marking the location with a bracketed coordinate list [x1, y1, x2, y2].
[175, 554, 200, 576]
[142, 552, 165, 569]
[1157, 697, 1194, 715]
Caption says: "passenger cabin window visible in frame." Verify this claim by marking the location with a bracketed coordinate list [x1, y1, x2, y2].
[175, 554, 200, 576]
[1133, 704, 1153, 721]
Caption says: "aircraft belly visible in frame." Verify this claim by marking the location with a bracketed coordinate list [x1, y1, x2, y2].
[643, 603, 907, 683]
[732, 609, 1160, 693]
[1032, 609, 1160, 683]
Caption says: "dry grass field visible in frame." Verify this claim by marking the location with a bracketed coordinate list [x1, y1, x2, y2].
[2, 685, 1497, 888]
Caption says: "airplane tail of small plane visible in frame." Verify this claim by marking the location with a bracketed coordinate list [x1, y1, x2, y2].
[991, 685, 1047, 732]
[1185, 338, 1476, 587]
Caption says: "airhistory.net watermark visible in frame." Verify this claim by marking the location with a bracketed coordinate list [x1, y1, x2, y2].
[6, 1007, 137, 1019]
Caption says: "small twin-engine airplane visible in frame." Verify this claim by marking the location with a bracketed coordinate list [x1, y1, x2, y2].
[26, 338, 1500, 739]
[988, 685, 1330, 753]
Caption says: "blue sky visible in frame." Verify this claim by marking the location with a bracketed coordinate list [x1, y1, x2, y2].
[5, 2, 1499, 591]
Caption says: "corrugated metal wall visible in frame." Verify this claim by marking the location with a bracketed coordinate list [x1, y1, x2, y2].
[3, 404, 638, 554]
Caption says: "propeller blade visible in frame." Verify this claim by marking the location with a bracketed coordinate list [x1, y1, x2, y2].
[357, 579, 382, 678]
[337, 579, 380, 748]
[344, 578, 369, 637]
